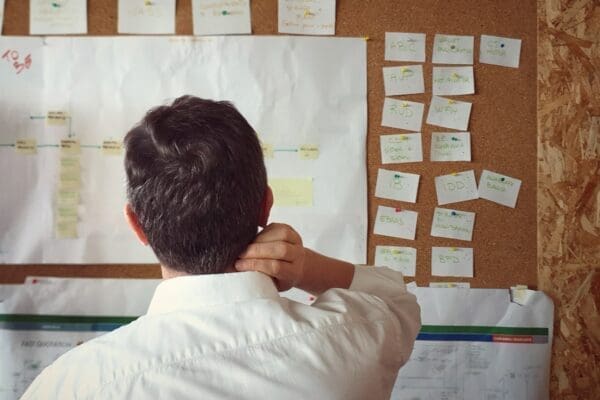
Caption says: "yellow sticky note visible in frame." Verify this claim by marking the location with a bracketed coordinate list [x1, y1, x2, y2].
[102, 140, 123, 155]
[56, 205, 78, 218]
[47, 111, 69, 126]
[55, 215, 78, 239]
[261, 142, 274, 159]
[58, 178, 81, 191]
[269, 178, 313, 207]
[15, 139, 37, 155]
[56, 189, 80, 207]
[60, 139, 80, 155]
[60, 156, 80, 170]
[299, 144, 319, 160]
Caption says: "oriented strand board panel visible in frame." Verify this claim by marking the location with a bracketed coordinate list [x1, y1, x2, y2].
[1, 0, 536, 288]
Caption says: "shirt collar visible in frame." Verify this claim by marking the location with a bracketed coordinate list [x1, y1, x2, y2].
[146, 271, 280, 315]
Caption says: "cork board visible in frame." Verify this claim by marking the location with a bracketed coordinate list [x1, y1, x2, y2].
[0, 0, 537, 288]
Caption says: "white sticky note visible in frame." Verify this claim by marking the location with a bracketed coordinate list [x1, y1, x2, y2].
[430, 207, 476, 241]
[430, 132, 471, 162]
[118, 0, 176, 34]
[278, 0, 336, 35]
[30, 0, 87, 35]
[426, 96, 472, 131]
[480, 35, 522, 68]
[375, 168, 420, 203]
[380, 133, 423, 164]
[382, 98, 424, 132]
[432, 66, 475, 95]
[0, 0, 5, 35]
[375, 246, 417, 276]
[435, 170, 478, 205]
[432, 34, 474, 64]
[431, 247, 473, 277]
[193, 0, 251, 35]
[383, 65, 425, 96]
[384, 32, 426, 62]
[478, 170, 522, 208]
[374, 205, 418, 240]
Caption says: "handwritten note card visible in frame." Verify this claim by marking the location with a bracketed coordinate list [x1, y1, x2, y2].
[30, 0, 87, 35]
[270, 177, 313, 207]
[382, 98, 424, 132]
[193, 0, 251, 35]
[383, 65, 425, 96]
[278, 0, 336, 35]
[432, 66, 474, 95]
[380, 133, 423, 164]
[426, 96, 472, 131]
[430, 132, 471, 162]
[432, 34, 474, 64]
[375, 245, 417, 276]
[480, 35, 522, 68]
[435, 170, 478, 205]
[375, 168, 420, 203]
[374, 205, 418, 240]
[431, 247, 473, 277]
[430, 207, 476, 241]
[478, 169, 522, 208]
[118, 0, 175, 34]
[384, 32, 426, 62]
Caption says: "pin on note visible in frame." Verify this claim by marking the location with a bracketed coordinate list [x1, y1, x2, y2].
[269, 177, 313, 207]
[299, 144, 319, 160]
[47, 111, 69, 126]
[102, 140, 123, 155]
[60, 139, 80, 155]
[15, 139, 37, 155]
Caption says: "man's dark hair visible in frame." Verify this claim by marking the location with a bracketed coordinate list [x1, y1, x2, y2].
[124, 95, 267, 274]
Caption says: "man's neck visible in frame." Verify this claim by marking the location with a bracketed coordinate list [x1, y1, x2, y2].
[161, 265, 238, 279]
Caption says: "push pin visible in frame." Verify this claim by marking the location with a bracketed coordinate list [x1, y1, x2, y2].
[51, 1, 61, 7]
[451, 137, 459, 141]
[500, 43, 505, 48]
[401, 102, 410, 108]
[451, 211, 458, 216]
[500, 177, 506, 182]
[222, 10, 228, 15]
[395, 207, 402, 212]
[448, 99, 456, 105]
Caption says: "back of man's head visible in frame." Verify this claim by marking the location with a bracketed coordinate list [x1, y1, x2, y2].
[124, 95, 267, 274]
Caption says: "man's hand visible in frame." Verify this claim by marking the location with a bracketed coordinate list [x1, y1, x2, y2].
[235, 223, 306, 291]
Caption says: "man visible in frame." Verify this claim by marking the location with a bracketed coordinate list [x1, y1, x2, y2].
[22, 96, 420, 399]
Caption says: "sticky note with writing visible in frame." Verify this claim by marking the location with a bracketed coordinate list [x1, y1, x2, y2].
[60, 139, 80, 155]
[380, 133, 423, 164]
[431, 247, 473, 277]
[373, 205, 418, 240]
[15, 138, 37, 155]
[56, 189, 80, 207]
[47, 111, 69, 126]
[55, 215, 78, 239]
[480, 35, 522, 68]
[384, 32, 426, 62]
[299, 144, 319, 160]
[432, 34, 474, 64]
[375, 169, 420, 203]
[118, 0, 176, 34]
[382, 98, 424, 132]
[426, 96, 472, 131]
[478, 169, 521, 208]
[430, 132, 471, 162]
[374, 245, 416, 276]
[278, 0, 336, 35]
[432, 66, 475, 95]
[430, 207, 476, 241]
[102, 140, 123, 155]
[261, 142, 274, 159]
[435, 170, 478, 205]
[270, 177, 313, 207]
[383, 65, 425, 96]
[30, 0, 87, 35]
[193, 0, 251, 35]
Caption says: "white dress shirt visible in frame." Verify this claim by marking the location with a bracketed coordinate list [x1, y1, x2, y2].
[21, 266, 421, 400]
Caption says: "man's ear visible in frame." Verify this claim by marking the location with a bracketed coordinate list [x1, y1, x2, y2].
[259, 186, 274, 227]
[124, 204, 149, 245]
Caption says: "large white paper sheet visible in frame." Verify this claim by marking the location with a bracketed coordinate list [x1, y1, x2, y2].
[392, 287, 554, 400]
[0, 36, 368, 265]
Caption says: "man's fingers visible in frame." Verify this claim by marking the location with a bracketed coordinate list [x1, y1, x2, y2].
[253, 223, 302, 245]
[235, 258, 290, 278]
[239, 242, 298, 262]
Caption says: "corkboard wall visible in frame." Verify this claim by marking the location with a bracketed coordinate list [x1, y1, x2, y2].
[1, 0, 538, 289]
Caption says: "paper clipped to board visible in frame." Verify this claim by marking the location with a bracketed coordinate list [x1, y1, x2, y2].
[374, 245, 416, 277]
[434, 170, 478, 205]
[380, 132, 423, 164]
[192, 0, 252, 36]
[382, 98, 424, 132]
[278, 0, 336, 36]
[478, 169, 522, 208]
[430, 132, 471, 162]
[432, 66, 475, 96]
[30, 0, 87, 35]
[118, 0, 176, 34]
[430, 207, 476, 242]
[374, 168, 420, 203]
[432, 34, 474, 64]
[426, 96, 472, 131]
[383, 65, 425, 96]
[431, 247, 474, 277]
[374, 205, 418, 240]
[480, 34, 522, 68]
[384, 32, 426, 62]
